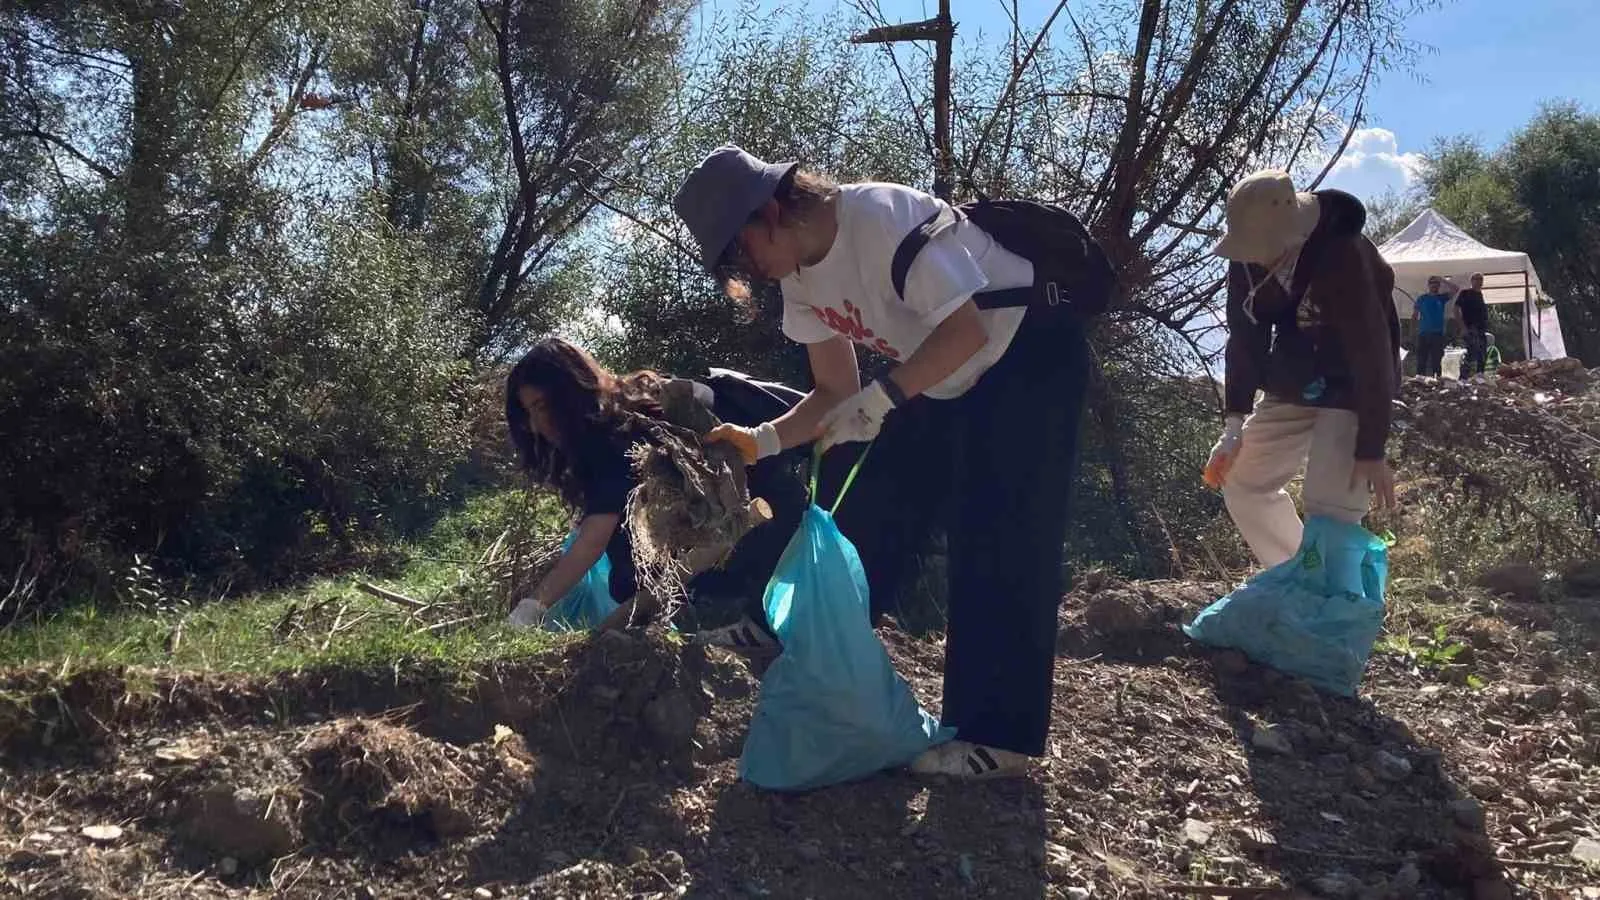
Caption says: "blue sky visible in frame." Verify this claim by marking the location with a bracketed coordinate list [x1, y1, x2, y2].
[1323, 0, 1600, 200]
[705, 0, 1599, 203]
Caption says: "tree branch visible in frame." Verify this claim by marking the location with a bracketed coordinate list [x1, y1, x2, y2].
[961, 0, 1070, 191]
[0, 128, 117, 180]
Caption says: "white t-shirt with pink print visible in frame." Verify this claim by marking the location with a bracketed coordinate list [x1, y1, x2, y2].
[778, 182, 1033, 400]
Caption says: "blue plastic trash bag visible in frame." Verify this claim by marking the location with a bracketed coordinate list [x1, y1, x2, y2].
[1184, 516, 1388, 696]
[739, 448, 952, 791]
[543, 531, 621, 631]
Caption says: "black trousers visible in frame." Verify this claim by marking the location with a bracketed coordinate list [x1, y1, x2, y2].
[825, 307, 1091, 756]
[1417, 332, 1445, 377]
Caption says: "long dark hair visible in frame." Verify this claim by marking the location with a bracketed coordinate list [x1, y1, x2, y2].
[504, 338, 664, 508]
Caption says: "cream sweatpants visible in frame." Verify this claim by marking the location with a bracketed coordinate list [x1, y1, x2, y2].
[1222, 399, 1373, 568]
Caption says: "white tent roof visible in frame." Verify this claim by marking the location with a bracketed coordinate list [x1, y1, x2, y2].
[1378, 209, 1567, 360]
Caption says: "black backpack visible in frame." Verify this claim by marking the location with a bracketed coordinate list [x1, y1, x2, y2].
[701, 368, 806, 427]
[890, 198, 1115, 320]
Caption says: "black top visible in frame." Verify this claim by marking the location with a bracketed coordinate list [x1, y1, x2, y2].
[1456, 288, 1488, 329]
[573, 432, 639, 600]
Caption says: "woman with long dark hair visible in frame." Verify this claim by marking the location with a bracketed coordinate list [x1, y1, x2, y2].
[504, 336, 805, 641]
[503, 338, 663, 627]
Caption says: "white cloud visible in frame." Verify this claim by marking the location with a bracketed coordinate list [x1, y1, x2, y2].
[1315, 127, 1426, 200]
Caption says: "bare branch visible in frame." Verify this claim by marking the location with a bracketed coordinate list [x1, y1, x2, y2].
[961, 0, 1070, 191]
[0, 128, 117, 180]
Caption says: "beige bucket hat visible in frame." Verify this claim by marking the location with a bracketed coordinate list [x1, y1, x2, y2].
[1212, 170, 1321, 265]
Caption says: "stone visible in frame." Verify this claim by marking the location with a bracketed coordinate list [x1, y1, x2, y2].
[474, 889, 494, 900]
[1371, 751, 1413, 782]
[796, 842, 824, 862]
[642, 689, 699, 752]
[218, 857, 239, 876]
[1528, 684, 1562, 712]
[1065, 889, 1092, 900]
[180, 786, 300, 864]
[1179, 819, 1215, 847]
[80, 825, 122, 843]
[1476, 563, 1543, 602]
[1298, 724, 1327, 749]
[1449, 797, 1487, 829]
[1468, 777, 1503, 802]
[1571, 836, 1600, 865]
[1425, 583, 1451, 603]
[624, 846, 650, 865]
[1252, 726, 1293, 756]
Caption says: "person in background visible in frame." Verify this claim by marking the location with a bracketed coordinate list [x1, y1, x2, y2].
[1454, 273, 1490, 377]
[1203, 170, 1400, 568]
[1411, 275, 1456, 377]
[1484, 331, 1503, 375]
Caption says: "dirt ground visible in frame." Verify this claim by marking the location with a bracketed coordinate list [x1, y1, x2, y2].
[3, 574, 1599, 899]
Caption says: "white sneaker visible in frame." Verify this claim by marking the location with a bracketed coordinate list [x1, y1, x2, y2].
[693, 615, 781, 653]
[506, 597, 548, 629]
[910, 740, 1030, 779]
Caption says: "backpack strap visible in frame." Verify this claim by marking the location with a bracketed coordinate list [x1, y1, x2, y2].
[891, 204, 962, 301]
[889, 202, 1039, 312]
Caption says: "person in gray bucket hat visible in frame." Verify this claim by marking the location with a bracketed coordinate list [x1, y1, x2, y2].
[673, 145, 799, 272]
[671, 144, 1097, 780]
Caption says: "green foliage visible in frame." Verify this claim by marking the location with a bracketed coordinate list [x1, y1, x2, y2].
[0, 580, 563, 674]
[1380, 623, 1483, 688]
[0, 485, 569, 672]
[0, 0, 691, 616]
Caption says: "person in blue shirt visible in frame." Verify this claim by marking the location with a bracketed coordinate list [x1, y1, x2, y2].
[1411, 275, 1456, 377]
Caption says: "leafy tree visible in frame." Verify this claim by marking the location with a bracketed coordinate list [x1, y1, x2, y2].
[469, 0, 694, 360]
[0, 0, 695, 614]
[1421, 103, 1600, 366]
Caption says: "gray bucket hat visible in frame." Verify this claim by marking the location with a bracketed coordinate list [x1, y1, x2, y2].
[673, 145, 799, 272]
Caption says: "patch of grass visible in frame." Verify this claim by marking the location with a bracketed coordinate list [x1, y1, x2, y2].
[413, 488, 567, 563]
[0, 487, 572, 676]
[0, 578, 565, 674]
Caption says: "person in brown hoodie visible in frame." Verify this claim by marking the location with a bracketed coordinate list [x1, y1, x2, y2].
[1204, 170, 1401, 567]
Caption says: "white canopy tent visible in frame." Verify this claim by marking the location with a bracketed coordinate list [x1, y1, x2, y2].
[1378, 209, 1567, 360]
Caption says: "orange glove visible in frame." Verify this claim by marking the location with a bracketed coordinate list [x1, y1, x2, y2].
[705, 422, 780, 467]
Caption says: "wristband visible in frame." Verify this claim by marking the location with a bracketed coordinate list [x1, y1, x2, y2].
[875, 376, 908, 408]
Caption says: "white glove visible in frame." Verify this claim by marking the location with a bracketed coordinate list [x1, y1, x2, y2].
[818, 381, 895, 453]
[704, 421, 781, 466]
[1203, 414, 1245, 488]
[507, 596, 549, 629]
